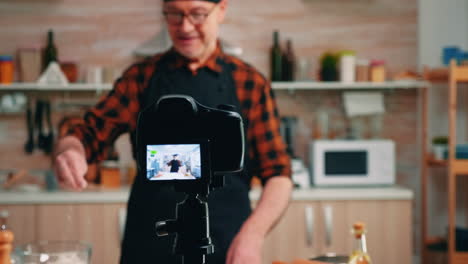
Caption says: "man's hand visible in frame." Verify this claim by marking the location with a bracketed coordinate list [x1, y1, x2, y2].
[226, 227, 264, 264]
[53, 136, 88, 190]
[227, 176, 293, 264]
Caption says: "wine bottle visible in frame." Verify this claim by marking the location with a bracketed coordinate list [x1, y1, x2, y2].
[42, 29, 58, 71]
[270, 31, 282, 81]
[348, 222, 371, 264]
[282, 39, 296, 81]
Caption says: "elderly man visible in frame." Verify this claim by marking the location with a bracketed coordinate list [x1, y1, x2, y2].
[53, 0, 292, 263]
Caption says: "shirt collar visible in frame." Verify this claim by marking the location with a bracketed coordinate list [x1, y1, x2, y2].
[166, 41, 224, 74]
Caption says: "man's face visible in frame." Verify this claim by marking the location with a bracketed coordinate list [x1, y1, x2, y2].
[163, 0, 227, 60]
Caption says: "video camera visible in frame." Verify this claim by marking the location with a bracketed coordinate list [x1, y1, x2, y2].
[136, 94, 245, 194]
[136, 95, 246, 264]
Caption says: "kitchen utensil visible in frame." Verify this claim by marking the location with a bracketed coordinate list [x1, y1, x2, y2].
[42, 100, 54, 154]
[35, 100, 46, 151]
[0, 210, 14, 264]
[15, 241, 92, 264]
[2, 170, 28, 190]
[24, 100, 35, 154]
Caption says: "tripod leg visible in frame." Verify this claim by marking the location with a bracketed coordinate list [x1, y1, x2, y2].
[182, 252, 206, 264]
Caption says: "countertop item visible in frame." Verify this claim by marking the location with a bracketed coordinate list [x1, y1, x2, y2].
[14, 241, 92, 264]
[0, 186, 413, 205]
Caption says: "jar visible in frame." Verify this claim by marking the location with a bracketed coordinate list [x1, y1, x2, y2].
[0, 55, 14, 84]
[356, 59, 370, 82]
[18, 48, 41, 82]
[370, 60, 386, 82]
[339, 50, 356, 83]
[60, 61, 78, 83]
[100, 161, 121, 188]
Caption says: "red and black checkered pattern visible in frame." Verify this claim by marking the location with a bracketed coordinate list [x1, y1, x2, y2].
[68, 44, 291, 183]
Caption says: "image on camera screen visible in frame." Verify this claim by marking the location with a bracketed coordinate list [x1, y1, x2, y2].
[146, 144, 202, 180]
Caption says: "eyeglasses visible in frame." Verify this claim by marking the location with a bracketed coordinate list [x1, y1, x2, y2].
[163, 5, 218, 25]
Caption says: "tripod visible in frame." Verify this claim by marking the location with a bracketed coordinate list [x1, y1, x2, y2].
[155, 193, 214, 264]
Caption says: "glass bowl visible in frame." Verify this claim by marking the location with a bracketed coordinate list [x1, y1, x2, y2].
[15, 241, 92, 264]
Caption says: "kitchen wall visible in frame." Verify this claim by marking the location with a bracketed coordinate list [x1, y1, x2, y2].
[0, 0, 423, 257]
[0, 0, 419, 165]
[0, 0, 417, 76]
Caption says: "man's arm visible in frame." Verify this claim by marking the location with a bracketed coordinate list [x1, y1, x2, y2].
[53, 135, 88, 190]
[226, 176, 292, 264]
[53, 63, 147, 190]
[241, 176, 292, 237]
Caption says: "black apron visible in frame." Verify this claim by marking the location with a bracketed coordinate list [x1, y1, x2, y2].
[120, 54, 252, 264]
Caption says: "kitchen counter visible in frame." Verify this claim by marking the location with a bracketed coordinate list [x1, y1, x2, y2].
[0, 185, 413, 204]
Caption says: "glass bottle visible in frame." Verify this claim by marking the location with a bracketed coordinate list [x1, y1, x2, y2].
[348, 222, 371, 264]
[282, 39, 296, 81]
[43, 29, 58, 71]
[0, 210, 14, 264]
[270, 30, 282, 81]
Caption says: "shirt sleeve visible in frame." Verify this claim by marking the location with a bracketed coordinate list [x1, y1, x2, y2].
[247, 76, 292, 184]
[66, 66, 143, 163]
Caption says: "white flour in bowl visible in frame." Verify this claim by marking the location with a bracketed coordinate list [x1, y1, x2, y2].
[24, 251, 88, 264]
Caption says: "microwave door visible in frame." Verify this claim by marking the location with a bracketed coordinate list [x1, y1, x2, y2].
[316, 150, 369, 185]
[325, 151, 368, 176]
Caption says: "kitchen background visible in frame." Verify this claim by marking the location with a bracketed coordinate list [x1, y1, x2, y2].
[1, 0, 468, 261]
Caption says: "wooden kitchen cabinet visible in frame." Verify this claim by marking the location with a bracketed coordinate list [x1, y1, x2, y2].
[0, 205, 36, 247]
[261, 201, 322, 263]
[262, 199, 412, 264]
[0, 203, 126, 264]
[35, 203, 127, 264]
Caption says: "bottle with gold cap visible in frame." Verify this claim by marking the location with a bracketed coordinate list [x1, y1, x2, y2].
[0, 210, 14, 264]
[348, 222, 371, 264]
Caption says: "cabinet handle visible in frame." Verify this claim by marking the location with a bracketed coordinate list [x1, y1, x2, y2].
[305, 205, 314, 247]
[119, 207, 127, 242]
[323, 205, 333, 247]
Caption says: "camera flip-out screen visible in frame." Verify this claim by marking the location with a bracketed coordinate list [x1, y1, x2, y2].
[146, 144, 202, 181]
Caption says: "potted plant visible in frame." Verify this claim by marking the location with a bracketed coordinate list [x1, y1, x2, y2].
[432, 136, 448, 160]
[320, 52, 339, 81]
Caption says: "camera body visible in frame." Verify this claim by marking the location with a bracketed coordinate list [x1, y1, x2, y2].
[136, 95, 245, 194]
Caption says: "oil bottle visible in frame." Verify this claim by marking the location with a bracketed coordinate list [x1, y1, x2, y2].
[348, 222, 371, 264]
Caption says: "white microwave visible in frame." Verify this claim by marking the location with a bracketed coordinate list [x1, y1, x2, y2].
[309, 140, 395, 186]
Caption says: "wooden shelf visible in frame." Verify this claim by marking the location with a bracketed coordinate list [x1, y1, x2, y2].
[425, 236, 446, 246]
[453, 252, 468, 264]
[426, 155, 468, 174]
[452, 159, 468, 174]
[422, 61, 468, 264]
[0, 83, 113, 92]
[272, 80, 428, 90]
[423, 65, 468, 83]
[424, 67, 449, 82]
[0, 81, 428, 92]
[426, 155, 448, 167]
